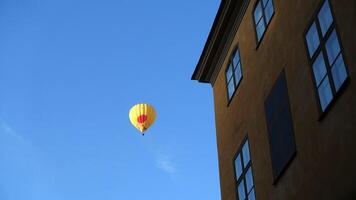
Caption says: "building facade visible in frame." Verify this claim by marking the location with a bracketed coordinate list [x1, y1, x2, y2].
[192, 0, 356, 199]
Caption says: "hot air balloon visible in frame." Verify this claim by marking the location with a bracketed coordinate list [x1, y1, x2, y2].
[129, 103, 156, 135]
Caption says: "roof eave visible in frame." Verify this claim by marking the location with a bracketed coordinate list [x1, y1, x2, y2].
[191, 0, 229, 84]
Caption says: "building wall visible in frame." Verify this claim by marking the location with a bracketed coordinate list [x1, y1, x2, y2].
[212, 0, 356, 199]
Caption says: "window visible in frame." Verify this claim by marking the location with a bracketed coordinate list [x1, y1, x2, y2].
[234, 139, 256, 200]
[253, 0, 274, 42]
[264, 71, 296, 182]
[305, 0, 348, 112]
[225, 48, 243, 101]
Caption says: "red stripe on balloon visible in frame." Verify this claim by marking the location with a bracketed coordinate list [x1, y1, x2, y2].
[137, 115, 147, 124]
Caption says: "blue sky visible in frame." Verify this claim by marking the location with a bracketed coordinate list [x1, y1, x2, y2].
[0, 0, 220, 199]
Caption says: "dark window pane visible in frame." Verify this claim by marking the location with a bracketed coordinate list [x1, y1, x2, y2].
[248, 189, 256, 200]
[226, 64, 233, 81]
[235, 154, 243, 179]
[256, 20, 266, 41]
[318, 77, 333, 111]
[254, 2, 263, 23]
[331, 55, 347, 91]
[233, 50, 240, 67]
[312, 52, 328, 86]
[245, 167, 254, 192]
[306, 23, 320, 57]
[264, 72, 296, 180]
[264, 0, 274, 23]
[228, 80, 235, 99]
[318, 0, 333, 36]
[325, 30, 341, 64]
[238, 181, 246, 200]
[242, 140, 250, 167]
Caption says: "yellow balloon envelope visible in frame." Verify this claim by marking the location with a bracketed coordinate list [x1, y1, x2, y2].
[129, 103, 156, 135]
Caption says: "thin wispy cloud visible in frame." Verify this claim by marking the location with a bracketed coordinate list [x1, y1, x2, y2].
[0, 119, 60, 199]
[155, 153, 176, 176]
[0, 119, 25, 142]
